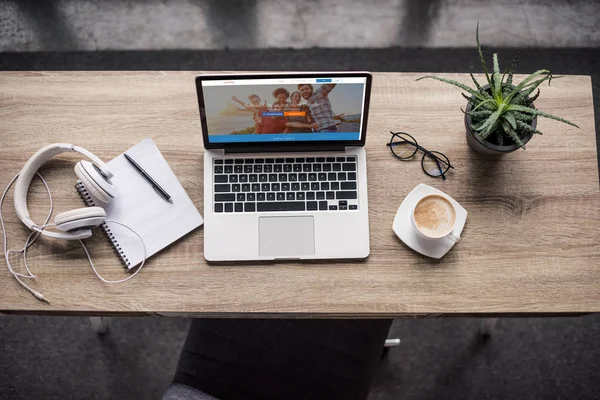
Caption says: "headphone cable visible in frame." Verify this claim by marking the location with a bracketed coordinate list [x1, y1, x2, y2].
[2, 173, 53, 302]
[2, 172, 147, 303]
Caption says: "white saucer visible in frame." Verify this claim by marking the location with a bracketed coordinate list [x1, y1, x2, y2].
[392, 184, 467, 259]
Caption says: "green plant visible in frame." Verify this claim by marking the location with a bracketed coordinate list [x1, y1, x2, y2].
[416, 23, 579, 149]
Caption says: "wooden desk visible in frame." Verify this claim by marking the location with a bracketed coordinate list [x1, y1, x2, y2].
[0, 72, 598, 316]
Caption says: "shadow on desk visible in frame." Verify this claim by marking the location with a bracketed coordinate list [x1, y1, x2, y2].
[206, 257, 369, 267]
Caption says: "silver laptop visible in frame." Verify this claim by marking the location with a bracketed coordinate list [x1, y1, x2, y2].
[196, 72, 372, 261]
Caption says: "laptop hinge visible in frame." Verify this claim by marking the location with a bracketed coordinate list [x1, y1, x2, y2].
[224, 144, 346, 154]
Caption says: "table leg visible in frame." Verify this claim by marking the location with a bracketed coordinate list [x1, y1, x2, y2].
[479, 318, 498, 337]
[89, 317, 109, 335]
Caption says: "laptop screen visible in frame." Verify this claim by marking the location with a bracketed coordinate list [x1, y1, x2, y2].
[200, 76, 368, 144]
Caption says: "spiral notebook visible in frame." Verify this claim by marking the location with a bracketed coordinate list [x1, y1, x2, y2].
[76, 137, 203, 269]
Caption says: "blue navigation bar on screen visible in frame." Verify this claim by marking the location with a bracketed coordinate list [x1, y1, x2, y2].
[210, 132, 360, 143]
[316, 78, 332, 83]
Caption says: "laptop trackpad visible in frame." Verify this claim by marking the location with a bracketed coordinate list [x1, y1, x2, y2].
[259, 216, 315, 257]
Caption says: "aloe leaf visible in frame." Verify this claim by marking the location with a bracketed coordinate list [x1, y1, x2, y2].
[501, 67, 509, 87]
[502, 84, 517, 100]
[469, 68, 485, 93]
[547, 75, 567, 87]
[461, 108, 493, 119]
[506, 71, 551, 103]
[476, 22, 492, 88]
[461, 92, 475, 104]
[514, 112, 535, 122]
[416, 76, 487, 101]
[493, 53, 500, 76]
[477, 104, 506, 139]
[517, 120, 543, 135]
[505, 111, 517, 130]
[527, 76, 549, 91]
[508, 104, 580, 128]
[512, 77, 549, 105]
[472, 120, 487, 131]
[512, 77, 549, 104]
[492, 53, 502, 99]
[462, 94, 496, 112]
[461, 92, 493, 108]
[506, 52, 519, 87]
[493, 73, 502, 101]
[522, 76, 552, 94]
[528, 88, 541, 103]
[502, 120, 525, 149]
[505, 70, 551, 102]
[519, 70, 551, 88]
[472, 98, 497, 112]
[521, 75, 552, 89]
[517, 74, 560, 102]
[480, 119, 502, 140]
[472, 121, 488, 131]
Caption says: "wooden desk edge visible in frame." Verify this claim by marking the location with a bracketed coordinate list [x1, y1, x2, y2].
[0, 310, 593, 319]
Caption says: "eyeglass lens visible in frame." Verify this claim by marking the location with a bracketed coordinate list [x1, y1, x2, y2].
[389, 133, 418, 159]
[422, 150, 451, 177]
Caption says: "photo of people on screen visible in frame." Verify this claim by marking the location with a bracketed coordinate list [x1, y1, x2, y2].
[203, 82, 364, 138]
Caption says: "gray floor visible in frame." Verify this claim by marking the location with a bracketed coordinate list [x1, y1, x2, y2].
[1, 1, 600, 399]
[372, 316, 600, 400]
[0, 316, 190, 400]
[1, 315, 600, 400]
[1, 0, 599, 51]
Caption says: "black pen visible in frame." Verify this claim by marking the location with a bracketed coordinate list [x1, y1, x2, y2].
[123, 153, 173, 203]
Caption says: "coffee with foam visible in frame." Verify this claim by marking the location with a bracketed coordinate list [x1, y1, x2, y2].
[413, 195, 456, 237]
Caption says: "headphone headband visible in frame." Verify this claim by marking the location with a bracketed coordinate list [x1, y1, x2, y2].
[14, 144, 113, 239]
[71, 145, 113, 179]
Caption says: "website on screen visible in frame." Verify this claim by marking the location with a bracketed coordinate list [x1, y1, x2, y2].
[202, 77, 367, 143]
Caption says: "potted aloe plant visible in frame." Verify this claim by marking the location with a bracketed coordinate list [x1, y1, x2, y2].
[417, 24, 579, 155]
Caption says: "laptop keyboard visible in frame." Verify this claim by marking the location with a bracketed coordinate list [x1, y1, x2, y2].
[213, 156, 359, 213]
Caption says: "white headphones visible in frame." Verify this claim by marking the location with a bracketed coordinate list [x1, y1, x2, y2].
[14, 143, 116, 240]
[2, 143, 147, 303]
[0, 143, 148, 303]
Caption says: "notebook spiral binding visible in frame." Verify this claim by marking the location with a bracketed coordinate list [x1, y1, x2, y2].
[75, 181, 131, 269]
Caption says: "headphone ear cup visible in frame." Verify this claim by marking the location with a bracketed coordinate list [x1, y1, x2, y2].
[75, 161, 115, 204]
[54, 207, 106, 232]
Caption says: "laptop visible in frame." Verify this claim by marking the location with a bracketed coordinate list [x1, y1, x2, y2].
[195, 72, 373, 261]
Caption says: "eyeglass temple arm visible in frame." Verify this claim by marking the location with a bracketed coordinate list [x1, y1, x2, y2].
[387, 132, 414, 147]
[434, 157, 446, 180]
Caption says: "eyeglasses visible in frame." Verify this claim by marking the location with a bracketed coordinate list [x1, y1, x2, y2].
[386, 131, 454, 180]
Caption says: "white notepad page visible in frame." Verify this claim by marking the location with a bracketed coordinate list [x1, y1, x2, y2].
[92, 137, 203, 268]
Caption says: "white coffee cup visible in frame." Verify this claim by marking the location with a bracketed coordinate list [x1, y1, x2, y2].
[412, 194, 461, 242]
